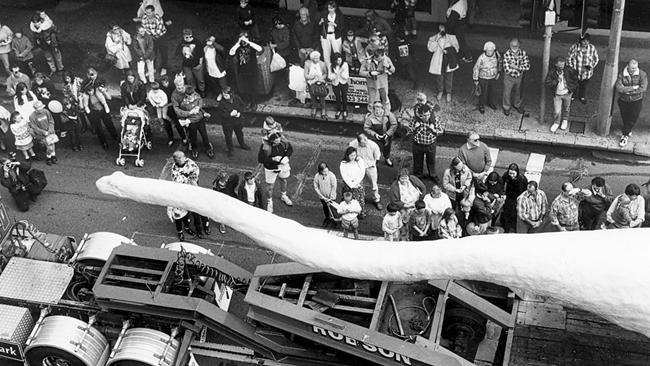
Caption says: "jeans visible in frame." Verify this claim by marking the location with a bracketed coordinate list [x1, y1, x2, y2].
[434, 72, 454, 94]
[222, 121, 245, 151]
[163, 118, 186, 141]
[209, 75, 228, 95]
[412, 142, 436, 177]
[18, 59, 36, 77]
[478, 78, 497, 108]
[153, 37, 169, 70]
[371, 135, 393, 160]
[516, 217, 542, 233]
[618, 99, 643, 136]
[576, 78, 590, 100]
[553, 93, 572, 125]
[320, 199, 332, 220]
[188, 119, 212, 152]
[137, 59, 155, 83]
[502, 74, 523, 111]
[332, 83, 348, 112]
[320, 35, 342, 67]
[0, 53, 9, 73]
[364, 165, 380, 202]
[88, 110, 118, 145]
[44, 47, 64, 72]
[65, 121, 82, 148]
[174, 214, 191, 232]
[367, 86, 390, 112]
[183, 63, 206, 93]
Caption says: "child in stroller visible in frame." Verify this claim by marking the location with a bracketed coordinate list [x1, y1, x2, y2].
[116, 105, 151, 167]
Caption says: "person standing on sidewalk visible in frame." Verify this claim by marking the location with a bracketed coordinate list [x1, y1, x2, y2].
[446, 0, 472, 63]
[136, 4, 171, 76]
[340, 146, 369, 219]
[349, 132, 383, 211]
[133, 25, 155, 84]
[0, 22, 13, 76]
[567, 33, 599, 104]
[411, 103, 443, 179]
[550, 182, 581, 232]
[516, 180, 547, 233]
[313, 162, 338, 228]
[545, 56, 578, 133]
[364, 101, 398, 167]
[211, 170, 239, 234]
[29, 100, 58, 165]
[304, 50, 328, 119]
[11, 30, 35, 77]
[502, 38, 530, 116]
[31, 11, 64, 75]
[359, 47, 395, 113]
[172, 85, 214, 160]
[328, 53, 349, 120]
[457, 131, 492, 182]
[318, 1, 345, 68]
[292, 8, 319, 64]
[615, 59, 647, 147]
[427, 24, 459, 103]
[258, 132, 293, 213]
[204, 36, 229, 97]
[84, 81, 118, 150]
[229, 31, 263, 109]
[170, 150, 208, 238]
[237, 0, 260, 41]
[216, 86, 251, 157]
[177, 29, 205, 97]
[6, 65, 31, 97]
[104, 24, 132, 76]
[606, 184, 645, 228]
[472, 41, 500, 114]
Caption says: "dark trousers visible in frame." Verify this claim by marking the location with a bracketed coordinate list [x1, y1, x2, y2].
[372, 135, 393, 159]
[618, 99, 643, 136]
[478, 78, 497, 108]
[174, 214, 191, 232]
[191, 212, 209, 233]
[88, 110, 118, 145]
[447, 12, 471, 59]
[153, 37, 169, 70]
[12, 190, 33, 212]
[412, 142, 436, 177]
[222, 122, 245, 151]
[188, 120, 212, 151]
[576, 78, 590, 100]
[333, 83, 348, 112]
[320, 199, 332, 220]
[581, 211, 605, 231]
[65, 121, 82, 148]
[163, 119, 186, 141]
[18, 59, 36, 77]
[209, 76, 228, 95]
[308, 84, 326, 111]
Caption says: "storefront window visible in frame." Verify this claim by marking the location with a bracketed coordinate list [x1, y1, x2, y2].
[337, 0, 431, 13]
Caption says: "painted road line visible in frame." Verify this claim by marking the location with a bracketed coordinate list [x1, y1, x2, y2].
[487, 147, 500, 176]
[524, 153, 546, 184]
[291, 143, 322, 201]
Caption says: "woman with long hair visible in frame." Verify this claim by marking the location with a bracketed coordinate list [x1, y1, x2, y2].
[318, 0, 345, 68]
[13, 82, 38, 119]
[339, 146, 368, 219]
[501, 163, 528, 232]
[328, 52, 349, 119]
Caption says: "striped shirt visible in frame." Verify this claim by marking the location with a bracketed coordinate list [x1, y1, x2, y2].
[550, 194, 579, 227]
[517, 190, 548, 222]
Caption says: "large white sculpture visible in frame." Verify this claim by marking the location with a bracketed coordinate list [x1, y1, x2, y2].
[97, 172, 650, 338]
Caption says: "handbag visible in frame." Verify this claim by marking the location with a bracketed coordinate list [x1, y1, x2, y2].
[45, 133, 59, 145]
[312, 81, 329, 98]
[288, 65, 307, 92]
[270, 48, 286, 72]
[473, 82, 482, 97]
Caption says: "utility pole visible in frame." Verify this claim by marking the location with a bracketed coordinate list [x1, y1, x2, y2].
[539, 9, 555, 124]
[596, 0, 626, 136]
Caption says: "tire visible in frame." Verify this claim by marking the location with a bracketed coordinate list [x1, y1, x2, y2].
[25, 346, 88, 366]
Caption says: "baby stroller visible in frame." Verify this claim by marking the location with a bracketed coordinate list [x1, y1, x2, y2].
[116, 106, 152, 167]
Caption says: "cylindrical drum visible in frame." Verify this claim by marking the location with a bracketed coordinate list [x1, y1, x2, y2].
[24, 315, 109, 366]
[76, 232, 136, 267]
[163, 242, 212, 256]
[106, 328, 180, 366]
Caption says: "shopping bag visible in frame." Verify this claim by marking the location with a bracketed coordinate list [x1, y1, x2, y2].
[270, 50, 286, 72]
[288, 65, 307, 92]
[473, 83, 482, 97]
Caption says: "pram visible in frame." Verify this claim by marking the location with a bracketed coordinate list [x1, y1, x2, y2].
[116, 106, 152, 167]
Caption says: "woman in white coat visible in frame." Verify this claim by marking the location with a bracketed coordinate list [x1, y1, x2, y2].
[427, 24, 459, 103]
[105, 24, 133, 74]
[340, 146, 368, 219]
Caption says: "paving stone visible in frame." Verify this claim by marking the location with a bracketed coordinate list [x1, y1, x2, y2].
[494, 128, 526, 143]
[573, 134, 612, 150]
[633, 143, 650, 158]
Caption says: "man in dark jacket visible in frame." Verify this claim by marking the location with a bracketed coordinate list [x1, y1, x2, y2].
[177, 28, 205, 96]
[0, 157, 38, 212]
[172, 84, 214, 159]
[212, 169, 240, 234]
[615, 59, 648, 147]
[579, 176, 613, 230]
[134, 25, 155, 83]
[545, 56, 578, 133]
[292, 7, 319, 64]
[237, 171, 267, 210]
[467, 182, 493, 235]
[258, 132, 293, 213]
[217, 86, 250, 157]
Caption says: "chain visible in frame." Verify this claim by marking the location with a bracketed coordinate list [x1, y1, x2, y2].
[174, 247, 249, 290]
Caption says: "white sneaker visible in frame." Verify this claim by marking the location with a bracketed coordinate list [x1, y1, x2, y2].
[550, 123, 560, 133]
[619, 135, 629, 147]
[560, 119, 568, 130]
[267, 199, 274, 213]
[281, 194, 293, 206]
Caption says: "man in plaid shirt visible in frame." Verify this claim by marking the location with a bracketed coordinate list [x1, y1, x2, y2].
[567, 33, 599, 104]
[502, 38, 530, 116]
[516, 180, 548, 233]
[135, 4, 171, 76]
[411, 102, 443, 179]
[550, 182, 580, 232]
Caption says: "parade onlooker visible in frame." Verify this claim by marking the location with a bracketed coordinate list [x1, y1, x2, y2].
[362, 10, 393, 39]
[383, 202, 402, 241]
[363, 101, 397, 167]
[9, 112, 36, 161]
[502, 38, 530, 116]
[1, 157, 38, 212]
[237, 171, 266, 210]
[391, 0, 417, 39]
[212, 170, 240, 234]
[545, 56, 578, 133]
[395, 35, 417, 89]
[472, 41, 500, 114]
[31, 73, 56, 105]
[578, 176, 613, 230]
[516, 180, 547, 233]
[567, 33, 599, 104]
[133, 25, 155, 83]
[342, 30, 363, 74]
[423, 177, 452, 239]
[159, 75, 186, 144]
[486, 171, 505, 225]
[466, 183, 493, 236]
[427, 24, 459, 102]
[0, 22, 13, 75]
[336, 191, 361, 239]
[217, 86, 250, 157]
[304, 50, 328, 119]
[258, 132, 293, 212]
[29, 100, 58, 165]
[360, 47, 395, 112]
[340, 146, 368, 218]
[410, 200, 430, 241]
[446, 0, 472, 63]
[615, 59, 647, 147]
[270, 16, 291, 62]
[138, 4, 169, 75]
[550, 182, 580, 232]
[439, 207, 462, 239]
[85, 81, 118, 150]
[237, 0, 260, 40]
[11, 30, 35, 77]
[389, 168, 426, 209]
[329, 53, 350, 119]
[458, 131, 492, 181]
[136, 0, 164, 18]
[120, 71, 147, 107]
[411, 103, 443, 179]
[349, 133, 383, 211]
[147, 81, 173, 145]
[6, 65, 31, 97]
[62, 71, 84, 108]
[177, 29, 205, 96]
[261, 116, 283, 141]
[61, 98, 82, 151]
[229, 31, 263, 108]
[318, 1, 345, 67]
[443, 156, 473, 210]
[204, 36, 228, 96]
[292, 8, 319, 64]
[170, 150, 208, 238]
[13, 82, 39, 120]
[501, 163, 528, 232]
[173, 85, 214, 159]
[606, 184, 645, 228]
[31, 11, 64, 75]
[0, 106, 12, 152]
[105, 24, 132, 74]
[168, 207, 193, 241]
[314, 162, 338, 227]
